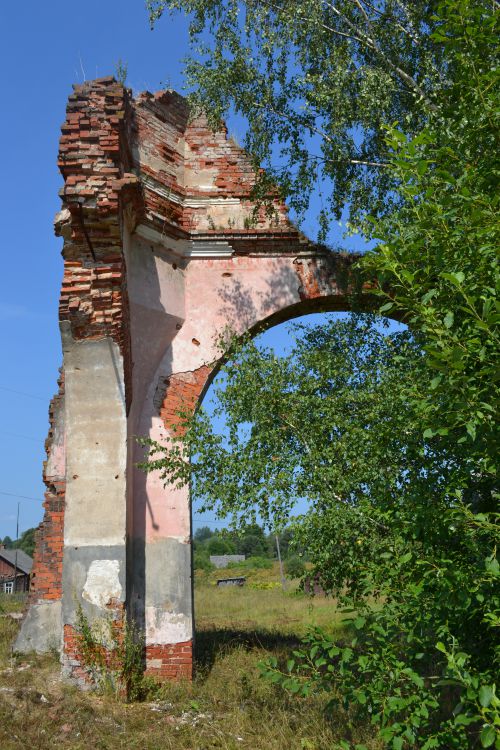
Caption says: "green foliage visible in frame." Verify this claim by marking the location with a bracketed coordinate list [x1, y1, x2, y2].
[227, 556, 273, 570]
[146, 0, 457, 232]
[263, 3, 500, 747]
[362, 1, 499, 476]
[193, 549, 215, 572]
[114, 58, 128, 85]
[194, 525, 215, 543]
[284, 556, 306, 580]
[142, 315, 424, 533]
[206, 534, 236, 555]
[145, 304, 498, 743]
[248, 580, 281, 590]
[74, 606, 148, 701]
[193, 521, 285, 560]
[237, 533, 266, 556]
[13, 528, 35, 557]
[271, 527, 295, 560]
[263, 504, 499, 748]
[142, 1, 498, 745]
[233, 523, 269, 557]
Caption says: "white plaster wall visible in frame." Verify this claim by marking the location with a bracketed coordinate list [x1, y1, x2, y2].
[62, 326, 127, 548]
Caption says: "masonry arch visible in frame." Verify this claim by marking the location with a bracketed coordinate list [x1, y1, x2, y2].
[126, 253, 371, 680]
[16, 77, 378, 683]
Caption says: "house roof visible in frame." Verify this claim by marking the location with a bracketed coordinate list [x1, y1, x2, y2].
[0, 548, 33, 575]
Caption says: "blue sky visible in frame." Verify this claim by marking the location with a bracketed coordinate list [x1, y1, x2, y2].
[0, 2, 376, 539]
[0, 2, 191, 538]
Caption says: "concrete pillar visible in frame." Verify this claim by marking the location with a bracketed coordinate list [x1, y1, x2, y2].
[60, 325, 128, 682]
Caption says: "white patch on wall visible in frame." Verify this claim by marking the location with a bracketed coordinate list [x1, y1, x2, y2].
[145, 606, 192, 644]
[82, 560, 122, 609]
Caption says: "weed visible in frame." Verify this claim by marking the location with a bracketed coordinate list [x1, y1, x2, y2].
[74, 606, 147, 701]
[115, 59, 128, 85]
[0, 587, 381, 749]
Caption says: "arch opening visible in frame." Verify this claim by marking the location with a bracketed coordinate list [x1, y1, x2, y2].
[168, 310, 409, 678]
[17, 78, 393, 686]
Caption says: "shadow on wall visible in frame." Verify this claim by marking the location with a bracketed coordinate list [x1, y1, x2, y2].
[218, 252, 363, 340]
[126, 237, 176, 656]
[127, 245, 368, 664]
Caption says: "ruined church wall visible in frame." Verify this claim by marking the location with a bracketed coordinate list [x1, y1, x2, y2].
[17, 76, 362, 684]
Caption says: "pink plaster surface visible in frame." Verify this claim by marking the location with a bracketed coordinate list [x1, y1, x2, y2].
[125, 93, 352, 547]
[143, 417, 191, 541]
[128, 246, 349, 543]
[172, 255, 302, 372]
[46, 442, 66, 479]
[132, 254, 303, 541]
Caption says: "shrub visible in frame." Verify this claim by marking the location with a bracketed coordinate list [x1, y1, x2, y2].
[206, 536, 236, 556]
[193, 551, 214, 572]
[285, 556, 306, 579]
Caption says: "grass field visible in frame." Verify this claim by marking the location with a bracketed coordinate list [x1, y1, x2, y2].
[0, 574, 380, 750]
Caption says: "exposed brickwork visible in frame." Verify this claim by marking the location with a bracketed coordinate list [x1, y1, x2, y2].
[30, 78, 138, 675]
[63, 625, 93, 685]
[59, 258, 128, 345]
[29, 373, 65, 603]
[294, 254, 356, 301]
[25, 77, 371, 685]
[31, 78, 139, 605]
[29, 491, 65, 601]
[63, 601, 126, 687]
[145, 641, 193, 680]
[158, 365, 212, 435]
[133, 90, 188, 230]
[132, 89, 299, 240]
[56, 77, 139, 362]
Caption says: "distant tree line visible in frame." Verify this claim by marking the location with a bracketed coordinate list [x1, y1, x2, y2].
[193, 523, 304, 576]
[1, 528, 36, 558]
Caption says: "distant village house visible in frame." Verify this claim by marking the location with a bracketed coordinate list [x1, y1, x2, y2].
[0, 545, 33, 593]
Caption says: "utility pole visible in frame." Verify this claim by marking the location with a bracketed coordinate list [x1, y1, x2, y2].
[275, 533, 287, 591]
[13, 502, 19, 594]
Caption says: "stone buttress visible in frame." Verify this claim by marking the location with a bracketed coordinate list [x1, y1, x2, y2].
[16, 78, 364, 682]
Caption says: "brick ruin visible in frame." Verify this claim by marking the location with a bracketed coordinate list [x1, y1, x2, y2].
[16, 77, 370, 683]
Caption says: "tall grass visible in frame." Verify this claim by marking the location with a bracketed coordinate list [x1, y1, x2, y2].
[195, 583, 348, 636]
[0, 581, 380, 749]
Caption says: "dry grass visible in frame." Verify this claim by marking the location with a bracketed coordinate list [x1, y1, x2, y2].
[0, 582, 380, 750]
[0, 593, 27, 614]
[195, 582, 347, 636]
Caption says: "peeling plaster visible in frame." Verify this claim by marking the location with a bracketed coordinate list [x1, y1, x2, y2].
[25, 77, 368, 681]
[82, 560, 122, 609]
[145, 606, 192, 644]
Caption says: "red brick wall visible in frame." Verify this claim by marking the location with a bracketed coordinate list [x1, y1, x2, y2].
[29, 488, 65, 601]
[63, 600, 125, 687]
[29, 374, 65, 603]
[159, 365, 212, 435]
[30, 78, 138, 609]
[145, 641, 193, 680]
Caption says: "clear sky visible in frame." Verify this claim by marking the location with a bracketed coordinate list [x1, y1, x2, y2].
[0, 2, 375, 539]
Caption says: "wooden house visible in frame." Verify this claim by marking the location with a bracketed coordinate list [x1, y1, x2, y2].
[0, 546, 33, 593]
